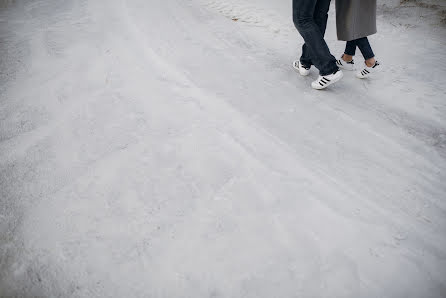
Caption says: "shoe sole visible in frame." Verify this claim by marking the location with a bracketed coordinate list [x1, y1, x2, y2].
[337, 64, 355, 71]
[312, 71, 344, 90]
[356, 71, 371, 79]
[356, 63, 380, 79]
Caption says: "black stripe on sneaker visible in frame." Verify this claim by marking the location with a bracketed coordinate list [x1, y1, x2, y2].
[365, 69, 370, 74]
[324, 77, 331, 82]
[319, 82, 324, 86]
[321, 78, 328, 83]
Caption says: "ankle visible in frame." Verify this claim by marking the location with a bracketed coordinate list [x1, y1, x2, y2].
[342, 54, 353, 62]
[365, 58, 376, 67]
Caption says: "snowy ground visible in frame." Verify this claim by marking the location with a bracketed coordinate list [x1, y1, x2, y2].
[1, 0, 446, 297]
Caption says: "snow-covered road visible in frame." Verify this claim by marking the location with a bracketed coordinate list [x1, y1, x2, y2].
[1, 0, 446, 297]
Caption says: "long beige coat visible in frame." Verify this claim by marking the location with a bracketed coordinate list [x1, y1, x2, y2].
[335, 0, 377, 41]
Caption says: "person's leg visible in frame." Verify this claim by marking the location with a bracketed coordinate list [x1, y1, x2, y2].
[355, 37, 376, 66]
[335, 40, 355, 71]
[300, 0, 331, 67]
[293, 0, 312, 67]
[313, 0, 330, 36]
[300, 44, 312, 67]
[293, 0, 337, 76]
[343, 40, 357, 61]
[300, 0, 330, 67]
[354, 37, 380, 79]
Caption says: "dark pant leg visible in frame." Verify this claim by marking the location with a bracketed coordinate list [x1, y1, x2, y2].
[298, 0, 313, 68]
[313, 0, 330, 36]
[355, 37, 375, 60]
[301, 0, 332, 67]
[344, 40, 357, 56]
[293, 0, 337, 75]
[300, 44, 312, 67]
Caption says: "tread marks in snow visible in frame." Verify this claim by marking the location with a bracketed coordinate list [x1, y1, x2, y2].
[202, 0, 292, 36]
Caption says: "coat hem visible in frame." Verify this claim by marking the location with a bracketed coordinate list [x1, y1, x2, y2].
[337, 30, 377, 42]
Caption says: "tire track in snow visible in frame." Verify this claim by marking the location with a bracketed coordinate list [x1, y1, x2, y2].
[116, 0, 441, 234]
[201, 0, 293, 36]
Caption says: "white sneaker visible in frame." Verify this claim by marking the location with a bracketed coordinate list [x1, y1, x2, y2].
[311, 69, 343, 90]
[336, 56, 355, 71]
[356, 61, 380, 79]
[293, 60, 311, 76]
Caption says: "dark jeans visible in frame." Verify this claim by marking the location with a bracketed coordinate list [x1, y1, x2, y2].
[293, 0, 337, 76]
[345, 37, 375, 60]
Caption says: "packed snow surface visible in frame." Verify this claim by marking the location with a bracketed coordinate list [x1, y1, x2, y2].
[1, 0, 446, 297]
